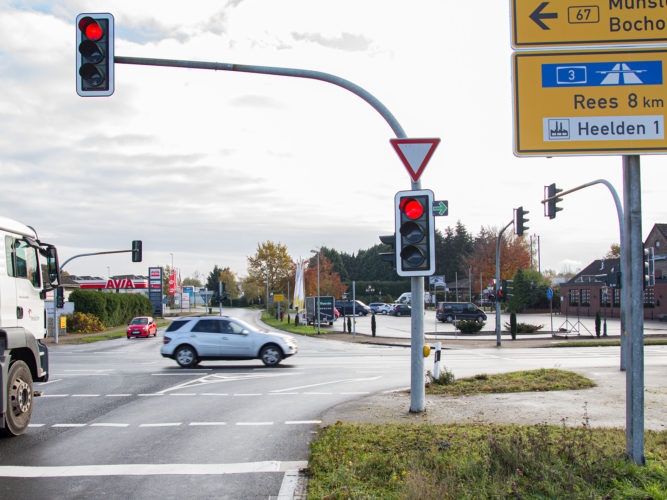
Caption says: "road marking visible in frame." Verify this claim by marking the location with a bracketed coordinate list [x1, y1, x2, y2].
[277, 469, 300, 500]
[302, 392, 332, 395]
[52, 424, 86, 428]
[0, 461, 309, 477]
[139, 423, 181, 427]
[106, 394, 132, 397]
[42, 394, 68, 398]
[90, 423, 130, 428]
[285, 420, 321, 425]
[189, 422, 227, 426]
[169, 393, 197, 396]
[138, 393, 164, 397]
[340, 392, 370, 395]
[27, 424, 45, 428]
[200, 393, 229, 396]
[233, 393, 261, 396]
[236, 422, 273, 426]
[272, 376, 381, 393]
[72, 394, 100, 397]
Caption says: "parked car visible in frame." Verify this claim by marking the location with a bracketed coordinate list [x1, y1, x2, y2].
[127, 316, 157, 338]
[436, 302, 487, 323]
[334, 300, 371, 316]
[389, 304, 412, 316]
[369, 302, 392, 315]
[160, 316, 298, 368]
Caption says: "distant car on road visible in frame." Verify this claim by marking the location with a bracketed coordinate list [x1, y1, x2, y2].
[389, 304, 412, 317]
[436, 302, 487, 323]
[369, 302, 392, 315]
[160, 316, 298, 368]
[335, 300, 371, 316]
[127, 316, 157, 338]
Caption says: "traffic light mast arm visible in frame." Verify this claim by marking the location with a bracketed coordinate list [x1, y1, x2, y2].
[59, 249, 133, 272]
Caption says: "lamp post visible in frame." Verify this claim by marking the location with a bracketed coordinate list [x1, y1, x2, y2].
[310, 249, 320, 334]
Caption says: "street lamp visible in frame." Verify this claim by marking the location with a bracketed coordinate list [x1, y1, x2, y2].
[310, 249, 320, 334]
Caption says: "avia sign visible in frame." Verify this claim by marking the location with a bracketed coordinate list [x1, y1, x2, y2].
[79, 278, 148, 289]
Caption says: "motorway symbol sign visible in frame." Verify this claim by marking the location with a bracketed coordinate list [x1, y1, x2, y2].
[390, 138, 440, 182]
[513, 48, 667, 156]
[511, 0, 667, 48]
[432, 200, 449, 216]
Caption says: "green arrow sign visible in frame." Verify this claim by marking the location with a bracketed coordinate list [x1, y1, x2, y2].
[432, 200, 448, 216]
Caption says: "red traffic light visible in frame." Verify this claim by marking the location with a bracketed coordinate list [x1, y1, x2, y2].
[78, 17, 103, 40]
[76, 13, 114, 97]
[400, 198, 424, 219]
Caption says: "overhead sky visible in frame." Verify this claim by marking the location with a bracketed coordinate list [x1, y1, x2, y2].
[1, 0, 665, 282]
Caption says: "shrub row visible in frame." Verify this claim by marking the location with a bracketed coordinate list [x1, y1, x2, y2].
[68, 290, 153, 328]
[64, 312, 105, 334]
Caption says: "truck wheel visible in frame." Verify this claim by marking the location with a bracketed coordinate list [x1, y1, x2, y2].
[3, 361, 33, 437]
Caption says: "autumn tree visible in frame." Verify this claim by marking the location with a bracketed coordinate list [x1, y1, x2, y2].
[604, 243, 621, 259]
[464, 226, 531, 283]
[246, 241, 293, 302]
[305, 254, 347, 298]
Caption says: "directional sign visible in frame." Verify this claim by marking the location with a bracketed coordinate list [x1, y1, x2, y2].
[432, 200, 449, 216]
[513, 48, 667, 156]
[512, 0, 667, 48]
[390, 138, 440, 182]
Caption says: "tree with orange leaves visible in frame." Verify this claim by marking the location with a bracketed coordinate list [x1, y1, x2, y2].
[304, 254, 347, 298]
[464, 226, 531, 283]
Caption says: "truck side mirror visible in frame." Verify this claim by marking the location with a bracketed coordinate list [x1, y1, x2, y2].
[46, 245, 61, 286]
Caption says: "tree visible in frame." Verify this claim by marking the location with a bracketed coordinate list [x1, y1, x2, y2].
[604, 243, 621, 259]
[206, 265, 238, 305]
[304, 254, 347, 298]
[507, 268, 551, 312]
[246, 241, 293, 302]
[182, 276, 203, 288]
[464, 226, 531, 284]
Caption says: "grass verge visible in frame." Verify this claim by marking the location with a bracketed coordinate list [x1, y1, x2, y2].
[308, 422, 667, 499]
[260, 312, 323, 336]
[426, 368, 596, 396]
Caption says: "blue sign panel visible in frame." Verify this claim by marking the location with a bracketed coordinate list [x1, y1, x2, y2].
[542, 61, 662, 88]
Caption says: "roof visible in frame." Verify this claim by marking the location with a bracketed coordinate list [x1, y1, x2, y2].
[566, 258, 621, 285]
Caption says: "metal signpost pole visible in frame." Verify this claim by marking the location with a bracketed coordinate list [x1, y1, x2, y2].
[495, 221, 513, 346]
[623, 155, 645, 465]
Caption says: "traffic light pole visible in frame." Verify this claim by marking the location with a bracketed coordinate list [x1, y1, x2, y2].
[495, 220, 513, 346]
[114, 55, 431, 412]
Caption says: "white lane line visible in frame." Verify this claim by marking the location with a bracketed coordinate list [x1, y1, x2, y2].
[52, 424, 86, 428]
[42, 394, 69, 398]
[36, 379, 63, 385]
[189, 422, 227, 426]
[271, 376, 381, 393]
[341, 392, 370, 395]
[72, 394, 100, 397]
[0, 461, 309, 477]
[106, 394, 132, 397]
[27, 424, 45, 428]
[285, 420, 321, 425]
[152, 373, 210, 376]
[302, 392, 332, 395]
[269, 392, 298, 395]
[200, 393, 229, 396]
[90, 423, 130, 428]
[139, 423, 181, 427]
[138, 394, 164, 397]
[236, 422, 273, 426]
[233, 393, 261, 397]
[169, 393, 197, 396]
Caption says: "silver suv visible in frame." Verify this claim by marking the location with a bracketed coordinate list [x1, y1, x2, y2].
[160, 316, 298, 368]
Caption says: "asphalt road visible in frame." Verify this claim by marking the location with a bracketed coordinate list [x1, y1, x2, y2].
[0, 309, 412, 500]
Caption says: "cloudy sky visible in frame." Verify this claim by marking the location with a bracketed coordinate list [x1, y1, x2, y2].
[1, 0, 665, 282]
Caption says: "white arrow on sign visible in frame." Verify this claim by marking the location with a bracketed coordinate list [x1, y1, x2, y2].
[390, 138, 440, 182]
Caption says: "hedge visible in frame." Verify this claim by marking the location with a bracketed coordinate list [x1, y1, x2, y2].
[68, 290, 153, 328]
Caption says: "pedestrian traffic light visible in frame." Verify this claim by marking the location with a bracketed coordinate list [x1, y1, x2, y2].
[379, 234, 396, 270]
[514, 206, 529, 236]
[545, 183, 564, 219]
[394, 190, 435, 277]
[131, 240, 142, 262]
[56, 287, 65, 308]
[76, 13, 114, 97]
[644, 246, 655, 288]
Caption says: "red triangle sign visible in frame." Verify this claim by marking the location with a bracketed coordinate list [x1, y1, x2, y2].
[390, 138, 440, 182]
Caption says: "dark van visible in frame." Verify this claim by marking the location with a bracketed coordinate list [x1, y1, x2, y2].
[334, 300, 371, 316]
[436, 302, 487, 323]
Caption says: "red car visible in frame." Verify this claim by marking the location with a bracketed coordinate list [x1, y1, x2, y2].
[127, 316, 157, 338]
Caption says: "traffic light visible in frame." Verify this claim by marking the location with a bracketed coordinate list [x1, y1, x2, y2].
[644, 246, 655, 288]
[56, 287, 65, 308]
[497, 288, 504, 303]
[545, 183, 564, 219]
[131, 240, 142, 262]
[394, 190, 435, 277]
[379, 234, 396, 269]
[76, 13, 114, 97]
[500, 280, 514, 302]
[514, 206, 529, 236]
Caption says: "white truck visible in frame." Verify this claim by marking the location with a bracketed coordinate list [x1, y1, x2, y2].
[1, 217, 61, 436]
[395, 291, 435, 305]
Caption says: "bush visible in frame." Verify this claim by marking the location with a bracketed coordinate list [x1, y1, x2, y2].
[69, 290, 153, 328]
[504, 321, 545, 333]
[64, 312, 105, 334]
[426, 367, 455, 386]
[453, 319, 484, 333]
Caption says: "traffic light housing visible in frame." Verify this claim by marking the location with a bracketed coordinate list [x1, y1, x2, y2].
[56, 287, 65, 308]
[394, 190, 435, 277]
[514, 206, 529, 236]
[76, 13, 114, 96]
[379, 234, 396, 269]
[545, 183, 564, 219]
[500, 279, 514, 303]
[132, 240, 142, 262]
[644, 246, 655, 288]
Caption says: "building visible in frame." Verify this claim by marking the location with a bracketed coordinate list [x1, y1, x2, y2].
[560, 223, 667, 320]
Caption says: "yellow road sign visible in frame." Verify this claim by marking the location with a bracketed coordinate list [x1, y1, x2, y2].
[274, 294, 284, 301]
[512, 0, 667, 48]
[513, 48, 667, 156]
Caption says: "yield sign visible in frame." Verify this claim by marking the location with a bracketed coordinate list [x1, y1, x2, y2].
[390, 138, 440, 182]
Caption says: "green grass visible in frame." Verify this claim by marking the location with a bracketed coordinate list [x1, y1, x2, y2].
[426, 368, 596, 396]
[308, 422, 667, 499]
[260, 312, 323, 336]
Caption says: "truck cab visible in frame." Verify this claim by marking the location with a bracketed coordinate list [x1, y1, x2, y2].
[0, 216, 60, 436]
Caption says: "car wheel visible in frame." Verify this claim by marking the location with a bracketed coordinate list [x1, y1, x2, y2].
[174, 345, 198, 368]
[2, 361, 33, 436]
[260, 344, 283, 367]
[445, 315, 454, 322]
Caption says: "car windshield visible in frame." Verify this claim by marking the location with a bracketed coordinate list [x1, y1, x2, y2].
[166, 319, 189, 332]
[131, 318, 148, 325]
